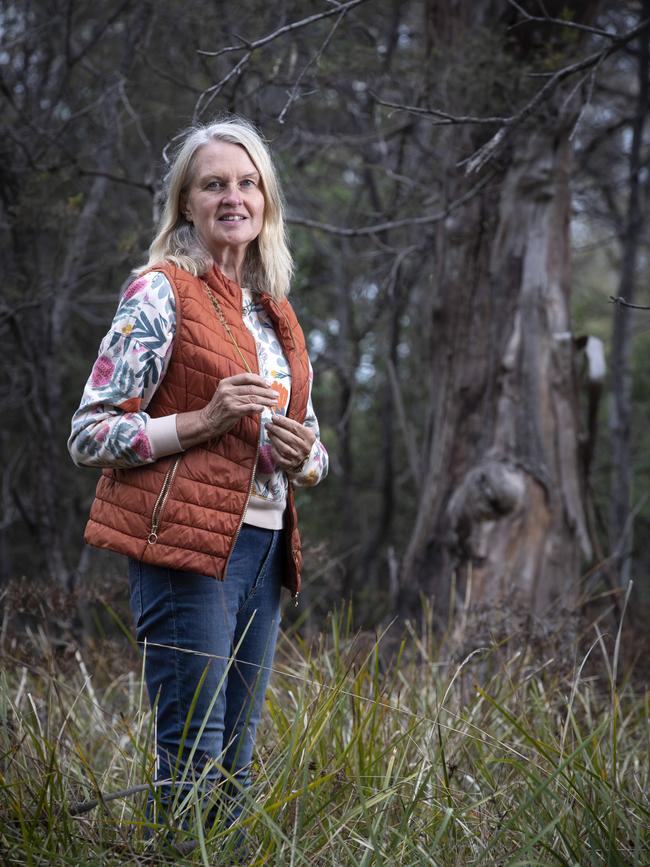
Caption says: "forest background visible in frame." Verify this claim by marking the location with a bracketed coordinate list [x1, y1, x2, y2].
[1, 1, 650, 864]
[2, 0, 649, 635]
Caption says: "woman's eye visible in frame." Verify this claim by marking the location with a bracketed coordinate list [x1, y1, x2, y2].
[206, 180, 223, 190]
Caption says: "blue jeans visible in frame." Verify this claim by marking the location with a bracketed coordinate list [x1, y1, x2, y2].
[128, 524, 283, 833]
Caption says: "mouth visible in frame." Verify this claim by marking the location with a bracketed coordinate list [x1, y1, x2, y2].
[218, 214, 247, 222]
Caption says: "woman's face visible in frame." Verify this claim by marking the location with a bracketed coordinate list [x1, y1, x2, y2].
[183, 140, 265, 261]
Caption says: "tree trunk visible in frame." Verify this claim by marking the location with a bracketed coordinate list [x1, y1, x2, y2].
[609, 1, 650, 586]
[399, 2, 595, 621]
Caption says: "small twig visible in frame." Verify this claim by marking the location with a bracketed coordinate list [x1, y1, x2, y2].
[373, 95, 508, 125]
[278, 9, 346, 124]
[193, 51, 252, 121]
[69, 780, 169, 816]
[506, 0, 617, 39]
[77, 168, 153, 194]
[196, 0, 370, 58]
[609, 295, 650, 310]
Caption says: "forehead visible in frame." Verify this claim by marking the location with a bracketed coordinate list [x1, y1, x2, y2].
[192, 139, 259, 179]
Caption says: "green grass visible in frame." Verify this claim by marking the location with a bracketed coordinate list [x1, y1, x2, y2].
[0, 600, 647, 865]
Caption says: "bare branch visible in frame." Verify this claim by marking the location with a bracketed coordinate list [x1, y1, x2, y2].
[278, 9, 346, 124]
[196, 0, 371, 58]
[373, 95, 509, 125]
[193, 51, 251, 120]
[506, 0, 617, 39]
[77, 169, 154, 194]
[464, 17, 650, 174]
[141, 53, 202, 94]
[376, 17, 650, 176]
[609, 296, 650, 311]
[193, 0, 373, 120]
[288, 171, 494, 237]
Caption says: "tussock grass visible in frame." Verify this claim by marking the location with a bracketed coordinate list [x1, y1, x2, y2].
[0, 600, 647, 865]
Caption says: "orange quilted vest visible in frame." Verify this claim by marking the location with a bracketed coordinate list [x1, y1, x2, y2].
[84, 263, 311, 597]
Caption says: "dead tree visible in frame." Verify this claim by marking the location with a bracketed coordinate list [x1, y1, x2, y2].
[397, 1, 608, 620]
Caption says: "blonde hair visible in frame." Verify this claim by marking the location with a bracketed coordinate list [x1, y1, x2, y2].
[138, 116, 293, 299]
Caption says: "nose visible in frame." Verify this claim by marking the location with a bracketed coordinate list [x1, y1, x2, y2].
[222, 182, 242, 205]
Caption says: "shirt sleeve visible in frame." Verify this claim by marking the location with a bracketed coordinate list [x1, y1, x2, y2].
[288, 358, 329, 487]
[68, 271, 181, 468]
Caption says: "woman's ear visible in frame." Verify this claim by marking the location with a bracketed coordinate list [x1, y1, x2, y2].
[181, 197, 192, 223]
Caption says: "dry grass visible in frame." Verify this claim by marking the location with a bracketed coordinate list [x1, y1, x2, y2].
[0, 582, 648, 865]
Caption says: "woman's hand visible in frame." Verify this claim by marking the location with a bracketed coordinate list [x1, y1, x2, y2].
[265, 415, 316, 473]
[176, 373, 278, 449]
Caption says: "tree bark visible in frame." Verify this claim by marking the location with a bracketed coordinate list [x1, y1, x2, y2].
[609, 0, 650, 586]
[399, 2, 596, 621]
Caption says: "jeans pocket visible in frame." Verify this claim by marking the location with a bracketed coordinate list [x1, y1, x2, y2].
[128, 558, 143, 627]
[248, 529, 280, 600]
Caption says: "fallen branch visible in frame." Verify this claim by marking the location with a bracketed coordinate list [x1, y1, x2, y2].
[69, 781, 169, 816]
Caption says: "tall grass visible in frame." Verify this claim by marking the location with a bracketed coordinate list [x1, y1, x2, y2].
[0, 598, 647, 865]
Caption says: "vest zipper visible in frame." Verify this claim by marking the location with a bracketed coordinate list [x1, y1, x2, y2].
[224, 315, 261, 575]
[265, 301, 300, 605]
[216, 296, 300, 604]
[147, 455, 182, 544]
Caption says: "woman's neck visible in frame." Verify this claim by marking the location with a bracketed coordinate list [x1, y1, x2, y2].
[212, 246, 246, 286]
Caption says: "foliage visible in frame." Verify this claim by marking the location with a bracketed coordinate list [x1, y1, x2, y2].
[1, 598, 648, 865]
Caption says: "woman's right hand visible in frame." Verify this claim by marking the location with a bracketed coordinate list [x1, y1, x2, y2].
[176, 373, 278, 450]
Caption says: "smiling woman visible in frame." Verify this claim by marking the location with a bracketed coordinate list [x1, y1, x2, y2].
[183, 141, 265, 281]
[67, 115, 328, 854]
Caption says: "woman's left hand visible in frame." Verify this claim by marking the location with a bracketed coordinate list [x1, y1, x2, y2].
[265, 415, 315, 473]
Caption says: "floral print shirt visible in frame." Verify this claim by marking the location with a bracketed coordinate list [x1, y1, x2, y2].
[69, 271, 328, 525]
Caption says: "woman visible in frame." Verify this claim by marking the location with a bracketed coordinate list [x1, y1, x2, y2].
[69, 116, 328, 840]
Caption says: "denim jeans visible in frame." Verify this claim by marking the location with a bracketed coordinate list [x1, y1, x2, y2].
[128, 523, 283, 833]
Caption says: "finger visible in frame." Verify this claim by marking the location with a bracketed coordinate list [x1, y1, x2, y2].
[237, 403, 269, 415]
[236, 398, 278, 412]
[222, 373, 272, 388]
[267, 418, 315, 448]
[269, 444, 299, 468]
[265, 423, 304, 449]
[264, 413, 303, 430]
[231, 385, 279, 400]
[266, 433, 309, 468]
[270, 441, 302, 466]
